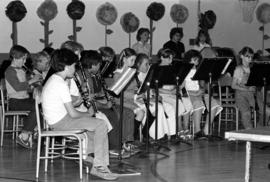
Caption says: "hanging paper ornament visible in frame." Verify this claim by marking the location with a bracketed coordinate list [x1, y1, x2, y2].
[37, 0, 58, 22]
[256, 3, 270, 24]
[170, 4, 189, 24]
[120, 12, 140, 33]
[96, 2, 118, 26]
[146, 2, 165, 21]
[5, 0, 27, 22]
[199, 10, 216, 30]
[67, 0, 85, 20]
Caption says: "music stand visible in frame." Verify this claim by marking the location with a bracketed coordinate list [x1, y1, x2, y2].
[136, 65, 170, 158]
[246, 62, 270, 127]
[107, 67, 141, 176]
[193, 57, 232, 140]
[169, 61, 194, 145]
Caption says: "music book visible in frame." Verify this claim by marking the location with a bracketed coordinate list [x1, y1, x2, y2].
[108, 67, 136, 96]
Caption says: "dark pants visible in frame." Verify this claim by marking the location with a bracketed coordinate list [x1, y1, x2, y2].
[100, 105, 134, 150]
[9, 98, 36, 133]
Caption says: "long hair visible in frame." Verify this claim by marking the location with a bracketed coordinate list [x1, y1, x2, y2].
[117, 48, 136, 69]
[195, 29, 211, 46]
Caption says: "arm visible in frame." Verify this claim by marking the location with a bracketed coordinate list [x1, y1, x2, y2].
[5, 67, 29, 91]
[64, 101, 93, 118]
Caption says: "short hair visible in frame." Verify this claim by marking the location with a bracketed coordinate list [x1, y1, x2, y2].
[42, 47, 55, 56]
[32, 51, 50, 68]
[239, 46, 254, 56]
[117, 48, 136, 69]
[98, 46, 115, 59]
[169, 27, 183, 40]
[134, 53, 149, 70]
[157, 48, 175, 59]
[80, 50, 102, 69]
[136, 28, 150, 41]
[60, 41, 84, 54]
[51, 48, 78, 72]
[183, 49, 202, 63]
[9, 45, 29, 60]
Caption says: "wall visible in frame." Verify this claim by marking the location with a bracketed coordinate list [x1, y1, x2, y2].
[0, 0, 270, 57]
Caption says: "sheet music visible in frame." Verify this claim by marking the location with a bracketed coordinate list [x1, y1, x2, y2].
[221, 58, 232, 75]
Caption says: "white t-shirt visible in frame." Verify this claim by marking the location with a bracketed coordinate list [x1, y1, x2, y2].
[42, 74, 72, 125]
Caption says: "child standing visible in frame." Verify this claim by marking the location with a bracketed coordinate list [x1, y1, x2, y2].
[132, 28, 151, 57]
[163, 27, 185, 60]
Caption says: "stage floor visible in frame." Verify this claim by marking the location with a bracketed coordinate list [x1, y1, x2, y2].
[1, 135, 270, 182]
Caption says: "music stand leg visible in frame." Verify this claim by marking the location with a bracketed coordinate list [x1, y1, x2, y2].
[109, 91, 141, 176]
[137, 83, 170, 158]
[170, 77, 192, 146]
[196, 74, 223, 141]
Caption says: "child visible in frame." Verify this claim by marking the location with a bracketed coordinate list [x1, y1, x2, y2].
[5, 45, 43, 148]
[163, 27, 185, 60]
[184, 49, 222, 138]
[132, 28, 151, 57]
[231, 47, 270, 129]
[113, 48, 145, 140]
[79, 50, 136, 156]
[98, 46, 116, 79]
[133, 53, 175, 139]
[41, 48, 117, 180]
[157, 48, 193, 139]
[193, 29, 212, 52]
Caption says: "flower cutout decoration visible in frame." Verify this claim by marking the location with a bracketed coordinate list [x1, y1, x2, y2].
[199, 10, 216, 30]
[67, 0, 85, 20]
[170, 4, 189, 24]
[5, 0, 27, 22]
[37, 0, 58, 22]
[96, 2, 118, 26]
[146, 2, 165, 21]
[256, 3, 270, 24]
[120, 12, 140, 33]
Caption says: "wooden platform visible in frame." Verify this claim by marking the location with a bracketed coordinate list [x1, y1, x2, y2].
[1, 135, 270, 182]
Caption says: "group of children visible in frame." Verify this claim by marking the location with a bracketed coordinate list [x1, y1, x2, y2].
[3, 25, 270, 180]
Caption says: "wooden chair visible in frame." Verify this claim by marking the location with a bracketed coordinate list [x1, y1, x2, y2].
[0, 83, 29, 147]
[35, 96, 89, 180]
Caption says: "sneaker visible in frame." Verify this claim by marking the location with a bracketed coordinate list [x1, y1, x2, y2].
[109, 149, 131, 159]
[90, 166, 118, 180]
[16, 135, 31, 149]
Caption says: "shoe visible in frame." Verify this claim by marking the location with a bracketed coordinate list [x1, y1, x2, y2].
[194, 131, 206, 140]
[16, 135, 31, 149]
[90, 166, 118, 180]
[109, 149, 131, 159]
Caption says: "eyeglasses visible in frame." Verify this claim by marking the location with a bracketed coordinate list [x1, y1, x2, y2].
[244, 55, 253, 59]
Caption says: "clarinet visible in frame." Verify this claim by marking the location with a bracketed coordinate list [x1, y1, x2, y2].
[75, 64, 98, 114]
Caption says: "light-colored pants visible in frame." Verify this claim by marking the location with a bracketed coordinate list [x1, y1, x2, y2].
[50, 114, 109, 167]
[235, 90, 255, 129]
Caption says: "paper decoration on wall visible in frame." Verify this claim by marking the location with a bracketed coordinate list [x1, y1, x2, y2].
[256, 3, 270, 55]
[37, 0, 58, 48]
[5, 0, 27, 46]
[239, 0, 258, 23]
[146, 2, 165, 56]
[199, 10, 216, 30]
[170, 4, 189, 25]
[67, 0, 85, 42]
[96, 2, 118, 46]
[120, 12, 140, 48]
[256, 3, 270, 24]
